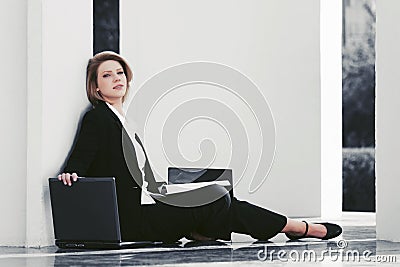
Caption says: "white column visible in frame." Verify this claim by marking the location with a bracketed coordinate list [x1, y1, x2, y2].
[0, 0, 28, 246]
[26, 0, 43, 248]
[320, 0, 343, 218]
[25, 0, 93, 247]
[376, 0, 400, 242]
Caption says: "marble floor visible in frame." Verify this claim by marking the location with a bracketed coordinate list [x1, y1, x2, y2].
[0, 212, 398, 266]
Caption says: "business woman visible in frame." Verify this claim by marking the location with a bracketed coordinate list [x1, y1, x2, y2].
[59, 51, 342, 242]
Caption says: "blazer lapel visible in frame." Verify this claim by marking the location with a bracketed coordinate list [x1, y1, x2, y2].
[97, 101, 123, 129]
[134, 133, 148, 157]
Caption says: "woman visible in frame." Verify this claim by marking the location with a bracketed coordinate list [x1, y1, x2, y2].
[59, 51, 342, 242]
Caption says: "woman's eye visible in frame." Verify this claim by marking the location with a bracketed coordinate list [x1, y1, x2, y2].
[103, 74, 110, 78]
[118, 71, 124, 75]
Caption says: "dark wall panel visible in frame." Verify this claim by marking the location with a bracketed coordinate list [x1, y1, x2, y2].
[93, 0, 119, 54]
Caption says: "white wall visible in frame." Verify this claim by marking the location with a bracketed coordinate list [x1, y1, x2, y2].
[25, 0, 92, 247]
[0, 0, 28, 246]
[320, 1, 343, 218]
[121, 0, 322, 217]
[376, 0, 400, 242]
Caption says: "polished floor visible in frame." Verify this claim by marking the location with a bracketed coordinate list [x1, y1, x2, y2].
[0, 212, 398, 266]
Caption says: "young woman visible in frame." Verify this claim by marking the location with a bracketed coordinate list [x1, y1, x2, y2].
[58, 51, 342, 242]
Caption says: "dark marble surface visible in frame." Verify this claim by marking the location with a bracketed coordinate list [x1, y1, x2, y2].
[0, 225, 399, 266]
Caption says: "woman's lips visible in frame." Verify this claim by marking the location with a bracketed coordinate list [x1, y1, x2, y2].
[113, 84, 124, 90]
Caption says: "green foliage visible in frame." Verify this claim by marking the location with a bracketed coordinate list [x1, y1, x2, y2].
[342, 148, 375, 211]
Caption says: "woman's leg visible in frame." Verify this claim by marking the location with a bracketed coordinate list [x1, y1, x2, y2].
[140, 190, 331, 242]
[229, 198, 287, 240]
[140, 192, 231, 242]
[228, 199, 329, 240]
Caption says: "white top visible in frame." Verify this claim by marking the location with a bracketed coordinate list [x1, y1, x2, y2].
[105, 102, 156, 204]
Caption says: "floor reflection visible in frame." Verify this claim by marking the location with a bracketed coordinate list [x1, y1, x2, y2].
[1, 213, 399, 266]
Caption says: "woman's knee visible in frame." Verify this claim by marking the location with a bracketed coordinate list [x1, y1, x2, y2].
[209, 190, 231, 212]
[220, 191, 231, 209]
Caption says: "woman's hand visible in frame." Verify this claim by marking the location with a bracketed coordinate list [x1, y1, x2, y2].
[58, 173, 78, 186]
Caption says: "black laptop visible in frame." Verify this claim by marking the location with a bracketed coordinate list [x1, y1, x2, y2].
[48, 177, 158, 249]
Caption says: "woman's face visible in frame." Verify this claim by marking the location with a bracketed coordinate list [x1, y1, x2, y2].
[96, 60, 127, 103]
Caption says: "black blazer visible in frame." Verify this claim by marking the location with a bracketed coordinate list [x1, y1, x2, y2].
[63, 100, 158, 241]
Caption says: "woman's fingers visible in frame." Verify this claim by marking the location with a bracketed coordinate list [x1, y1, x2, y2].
[60, 173, 67, 185]
[64, 173, 71, 186]
[58, 173, 65, 184]
[58, 173, 79, 186]
[71, 173, 78, 182]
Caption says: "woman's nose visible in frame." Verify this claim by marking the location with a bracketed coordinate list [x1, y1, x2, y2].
[113, 74, 121, 82]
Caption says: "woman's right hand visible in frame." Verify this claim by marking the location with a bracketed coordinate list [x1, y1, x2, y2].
[58, 173, 78, 186]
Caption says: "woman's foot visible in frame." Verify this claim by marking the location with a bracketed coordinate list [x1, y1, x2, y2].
[284, 220, 342, 240]
[307, 222, 329, 238]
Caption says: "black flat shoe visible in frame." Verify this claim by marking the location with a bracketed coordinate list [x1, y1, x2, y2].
[318, 222, 342, 240]
[285, 221, 342, 240]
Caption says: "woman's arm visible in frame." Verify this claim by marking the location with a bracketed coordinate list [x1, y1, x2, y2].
[60, 110, 104, 186]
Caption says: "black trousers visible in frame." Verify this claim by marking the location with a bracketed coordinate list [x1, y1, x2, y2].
[139, 191, 287, 242]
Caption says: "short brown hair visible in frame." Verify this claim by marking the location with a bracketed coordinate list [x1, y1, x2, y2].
[86, 51, 133, 106]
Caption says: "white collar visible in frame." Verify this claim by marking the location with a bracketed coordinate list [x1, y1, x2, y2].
[105, 102, 125, 124]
